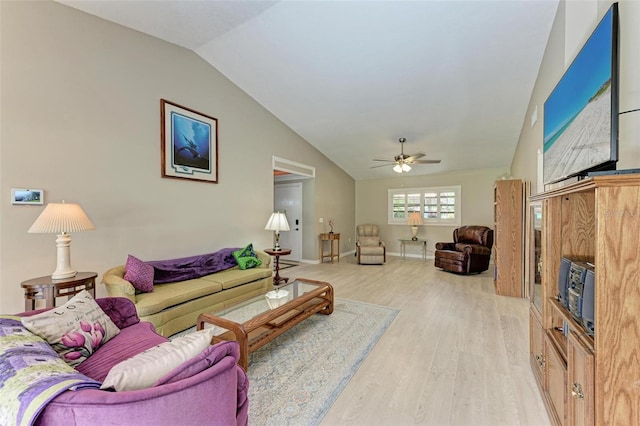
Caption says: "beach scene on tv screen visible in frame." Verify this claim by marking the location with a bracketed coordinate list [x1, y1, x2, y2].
[543, 8, 613, 184]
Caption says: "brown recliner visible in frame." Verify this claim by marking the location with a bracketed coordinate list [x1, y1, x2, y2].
[434, 226, 494, 274]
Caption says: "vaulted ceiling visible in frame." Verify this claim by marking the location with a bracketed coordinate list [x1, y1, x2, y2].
[57, 0, 559, 180]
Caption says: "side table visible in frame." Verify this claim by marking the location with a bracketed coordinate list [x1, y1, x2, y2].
[320, 232, 340, 263]
[399, 239, 428, 261]
[21, 272, 98, 311]
[264, 248, 291, 286]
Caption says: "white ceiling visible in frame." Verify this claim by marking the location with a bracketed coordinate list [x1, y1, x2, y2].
[57, 0, 559, 180]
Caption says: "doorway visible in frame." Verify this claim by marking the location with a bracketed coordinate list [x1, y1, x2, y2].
[272, 156, 315, 263]
[274, 183, 302, 261]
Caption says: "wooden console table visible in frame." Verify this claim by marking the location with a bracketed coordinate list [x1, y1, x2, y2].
[320, 232, 340, 263]
[21, 272, 97, 311]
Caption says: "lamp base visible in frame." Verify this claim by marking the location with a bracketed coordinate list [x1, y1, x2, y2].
[52, 270, 77, 280]
[51, 233, 77, 280]
[411, 225, 419, 241]
[265, 289, 290, 309]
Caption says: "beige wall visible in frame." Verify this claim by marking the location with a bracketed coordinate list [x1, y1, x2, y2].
[0, 1, 355, 312]
[356, 167, 507, 258]
[511, 0, 640, 192]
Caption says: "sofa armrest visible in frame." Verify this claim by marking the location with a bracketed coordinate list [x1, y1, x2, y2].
[435, 242, 455, 250]
[35, 341, 247, 426]
[255, 250, 271, 269]
[101, 266, 137, 303]
[454, 243, 491, 255]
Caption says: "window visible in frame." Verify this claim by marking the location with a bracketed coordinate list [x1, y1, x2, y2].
[388, 186, 461, 226]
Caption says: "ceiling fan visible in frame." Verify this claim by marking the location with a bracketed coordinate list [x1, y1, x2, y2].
[371, 138, 441, 173]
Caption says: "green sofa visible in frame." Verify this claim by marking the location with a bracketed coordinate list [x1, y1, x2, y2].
[101, 250, 273, 337]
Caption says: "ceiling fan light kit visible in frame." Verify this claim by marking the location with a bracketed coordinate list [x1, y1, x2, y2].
[393, 163, 411, 173]
[371, 138, 441, 174]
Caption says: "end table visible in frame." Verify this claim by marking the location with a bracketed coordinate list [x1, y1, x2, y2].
[320, 232, 340, 263]
[264, 248, 291, 286]
[399, 239, 428, 261]
[21, 272, 97, 311]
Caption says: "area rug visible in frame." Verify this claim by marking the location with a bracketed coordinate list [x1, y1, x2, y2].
[247, 298, 398, 425]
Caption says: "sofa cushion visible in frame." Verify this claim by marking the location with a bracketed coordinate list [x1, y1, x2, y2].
[434, 249, 466, 261]
[21, 290, 120, 367]
[101, 328, 215, 391]
[135, 278, 225, 317]
[207, 267, 273, 290]
[76, 321, 167, 382]
[232, 243, 262, 270]
[359, 236, 380, 246]
[359, 246, 384, 255]
[134, 267, 273, 317]
[124, 255, 155, 293]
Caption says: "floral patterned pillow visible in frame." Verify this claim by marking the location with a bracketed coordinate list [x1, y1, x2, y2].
[21, 290, 120, 367]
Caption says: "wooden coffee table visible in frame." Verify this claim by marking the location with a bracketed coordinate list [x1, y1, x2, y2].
[197, 278, 333, 370]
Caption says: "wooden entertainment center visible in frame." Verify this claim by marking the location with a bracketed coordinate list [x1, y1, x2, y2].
[529, 174, 640, 425]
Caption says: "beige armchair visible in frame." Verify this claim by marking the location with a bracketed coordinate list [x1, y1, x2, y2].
[356, 224, 386, 265]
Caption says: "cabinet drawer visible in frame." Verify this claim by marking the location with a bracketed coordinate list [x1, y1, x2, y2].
[530, 308, 545, 386]
[567, 330, 594, 426]
[545, 334, 567, 426]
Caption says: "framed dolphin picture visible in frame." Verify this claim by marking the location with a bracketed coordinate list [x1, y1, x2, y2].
[161, 99, 218, 183]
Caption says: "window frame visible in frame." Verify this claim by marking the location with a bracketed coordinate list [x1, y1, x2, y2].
[388, 185, 462, 226]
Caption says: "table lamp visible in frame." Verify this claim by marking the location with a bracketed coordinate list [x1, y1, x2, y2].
[265, 211, 290, 251]
[407, 212, 423, 241]
[28, 201, 95, 279]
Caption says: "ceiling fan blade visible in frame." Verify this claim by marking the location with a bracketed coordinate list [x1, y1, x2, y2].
[370, 163, 394, 169]
[372, 158, 395, 162]
[404, 153, 425, 162]
[411, 159, 442, 164]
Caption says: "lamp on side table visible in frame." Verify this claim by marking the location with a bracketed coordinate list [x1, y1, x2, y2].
[28, 201, 95, 279]
[407, 212, 423, 241]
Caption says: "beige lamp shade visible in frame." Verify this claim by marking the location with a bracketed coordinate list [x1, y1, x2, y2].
[28, 202, 95, 234]
[265, 212, 290, 251]
[407, 212, 424, 226]
[407, 212, 423, 240]
[28, 201, 95, 279]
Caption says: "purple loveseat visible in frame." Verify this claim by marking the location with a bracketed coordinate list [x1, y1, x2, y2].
[18, 297, 249, 426]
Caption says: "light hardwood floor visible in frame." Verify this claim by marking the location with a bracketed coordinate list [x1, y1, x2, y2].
[282, 254, 550, 426]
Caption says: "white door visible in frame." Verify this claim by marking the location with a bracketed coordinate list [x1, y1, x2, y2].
[274, 183, 302, 261]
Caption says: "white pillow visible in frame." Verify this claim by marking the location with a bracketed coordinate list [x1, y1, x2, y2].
[100, 328, 215, 391]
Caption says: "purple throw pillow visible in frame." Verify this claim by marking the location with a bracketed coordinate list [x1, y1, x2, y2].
[124, 255, 154, 293]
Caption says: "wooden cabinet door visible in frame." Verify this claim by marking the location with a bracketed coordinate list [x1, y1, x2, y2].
[545, 334, 567, 426]
[493, 179, 524, 297]
[567, 330, 594, 426]
[530, 308, 545, 387]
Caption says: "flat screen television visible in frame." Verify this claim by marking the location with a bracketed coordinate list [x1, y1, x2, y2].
[543, 3, 619, 185]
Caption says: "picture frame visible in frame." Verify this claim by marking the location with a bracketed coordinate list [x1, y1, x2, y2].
[11, 188, 44, 205]
[161, 99, 218, 183]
